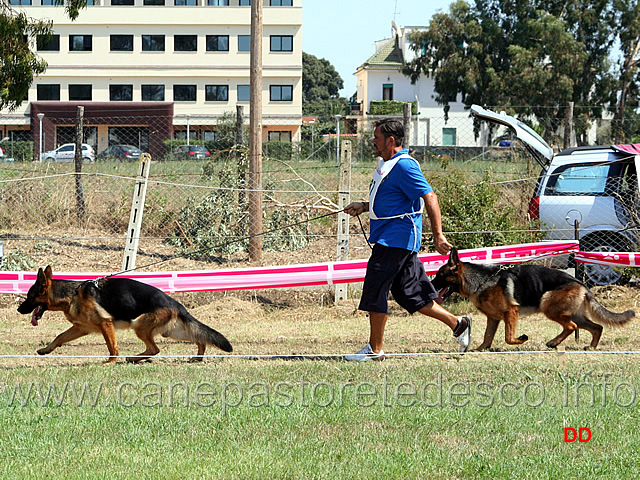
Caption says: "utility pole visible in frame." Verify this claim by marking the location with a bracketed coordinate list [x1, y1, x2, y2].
[249, 0, 263, 261]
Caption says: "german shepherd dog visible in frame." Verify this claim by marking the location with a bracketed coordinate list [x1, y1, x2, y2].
[17, 266, 233, 364]
[432, 249, 635, 350]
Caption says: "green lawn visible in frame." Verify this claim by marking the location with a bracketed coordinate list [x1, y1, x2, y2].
[1, 354, 639, 479]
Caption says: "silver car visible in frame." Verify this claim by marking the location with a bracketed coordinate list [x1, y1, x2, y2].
[471, 105, 639, 286]
[42, 143, 95, 162]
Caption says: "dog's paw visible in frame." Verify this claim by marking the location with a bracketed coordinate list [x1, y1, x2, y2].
[36, 348, 51, 356]
[517, 334, 529, 342]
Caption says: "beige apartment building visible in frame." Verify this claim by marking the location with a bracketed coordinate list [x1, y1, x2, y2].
[1, 0, 302, 158]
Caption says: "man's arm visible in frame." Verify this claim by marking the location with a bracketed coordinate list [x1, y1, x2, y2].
[423, 192, 452, 254]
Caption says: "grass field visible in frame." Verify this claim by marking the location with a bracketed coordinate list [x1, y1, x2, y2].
[1, 286, 640, 479]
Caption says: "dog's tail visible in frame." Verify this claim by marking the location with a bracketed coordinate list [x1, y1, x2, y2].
[167, 307, 233, 352]
[585, 292, 635, 326]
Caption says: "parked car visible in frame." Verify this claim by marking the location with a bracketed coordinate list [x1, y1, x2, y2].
[42, 143, 95, 162]
[174, 144, 210, 159]
[471, 104, 639, 286]
[97, 144, 143, 162]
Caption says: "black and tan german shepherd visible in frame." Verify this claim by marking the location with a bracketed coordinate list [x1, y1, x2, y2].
[432, 248, 635, 350]
[17, 266, 232, 364]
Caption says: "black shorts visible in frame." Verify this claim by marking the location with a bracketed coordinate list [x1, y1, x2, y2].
[358, 244, 439, 314]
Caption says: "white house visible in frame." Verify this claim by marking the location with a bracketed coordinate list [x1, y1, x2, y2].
[349, 22, 480, 149]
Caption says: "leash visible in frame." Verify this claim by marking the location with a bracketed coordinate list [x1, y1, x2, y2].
[101, 209, 344, 279]
[355, 213, 373, 251]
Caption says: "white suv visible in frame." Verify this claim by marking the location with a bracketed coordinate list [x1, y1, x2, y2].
[42, 143, 95, 162]
[471, 105, 638, 286]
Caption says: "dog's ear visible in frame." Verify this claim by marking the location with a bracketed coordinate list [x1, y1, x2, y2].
[43, 266, 53, 284]
[448, 248, 460, 268]
[36, 267, 46, 284]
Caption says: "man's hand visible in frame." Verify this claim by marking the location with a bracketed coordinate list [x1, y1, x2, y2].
[433, 233, 453, 255]
[344, 201, 368, 217]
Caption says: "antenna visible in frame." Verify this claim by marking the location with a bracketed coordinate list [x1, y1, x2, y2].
[393, 0, 400, 23]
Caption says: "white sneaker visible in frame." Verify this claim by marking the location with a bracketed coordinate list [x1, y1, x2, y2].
[344, 343, 385, 362]
[454, 316, 472, 353]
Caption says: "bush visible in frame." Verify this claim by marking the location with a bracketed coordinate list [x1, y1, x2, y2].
[369, 101, 418, 116]
[1, 248, 35, 271]
[428, 169, 542, 250]
[3, 141, 34, 162]
[263, 141, 293, 161]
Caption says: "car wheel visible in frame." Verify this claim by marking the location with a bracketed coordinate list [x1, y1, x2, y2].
[576, 232, 631, 287]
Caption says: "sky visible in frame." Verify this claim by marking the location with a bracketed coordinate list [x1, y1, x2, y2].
[302, 0, 453, 97]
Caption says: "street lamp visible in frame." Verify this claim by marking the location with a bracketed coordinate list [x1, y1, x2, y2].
[37, 113, 44, 162]
[310, 118, 315, 154]
[335, 114, 342, 163]
[186, 113, 191, 146]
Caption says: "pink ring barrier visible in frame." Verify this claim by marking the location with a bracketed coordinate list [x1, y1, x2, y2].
[575, 251, 637, 267]
[0, 241, 580, 295]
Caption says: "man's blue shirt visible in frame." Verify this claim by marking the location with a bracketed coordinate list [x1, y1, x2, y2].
[369, 150, 433, 252]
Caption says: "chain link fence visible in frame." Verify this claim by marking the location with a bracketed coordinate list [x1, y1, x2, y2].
[0, 110, 638, 288]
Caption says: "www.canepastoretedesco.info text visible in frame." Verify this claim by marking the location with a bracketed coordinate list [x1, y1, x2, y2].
[1, 373, 636, 411]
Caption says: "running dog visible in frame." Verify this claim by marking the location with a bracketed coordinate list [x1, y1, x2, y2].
[432, 248, 635, 350]
[17, 266, 233, 364]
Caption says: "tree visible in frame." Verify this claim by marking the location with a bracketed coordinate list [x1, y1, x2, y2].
[1, 0, 86, 111]
[302, 52, 347, 125]
[302, 52, 343, 103]
[611, 0, 640, 142]
[402, 0, 619, 143]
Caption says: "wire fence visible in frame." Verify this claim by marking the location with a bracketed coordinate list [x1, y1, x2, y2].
[0, 112, 638, 289]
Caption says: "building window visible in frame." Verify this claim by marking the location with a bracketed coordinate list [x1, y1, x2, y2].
[205, 85, 229, 101]
[206, 35, 229, 52]
[41, 0, 55, 4]
[239, 0, 250, 5]
[144, 0, 164, 4]
[110, 85, 133, 101]
[110, 35, 134, 52]
[270, 85, 293, 101]
[10, 0, 32, 4]
[111, 0, 134, 4]
[69, 35, 92, 52]
[175, 35, 197, 52]
[69, 84, 92, 101]
[382, 83, 393, 100]
[37, 84, 60, 101]
[238, 35, 251, 52]
[270, 0, 292, 5]
[142, 35, 165, 51]
[142, 84, 165, 101]
[270, 35, 293, 52]
[174, 85, 197, 102]
[203, 130, 217, 141]
[442, 127, 457, 146]
[37, 34, 60, 51]
[174, 0, 197, 5]
[208, 0, 229, 4]
[237, 85, 250, 101]
[268, 131, 292, 142]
